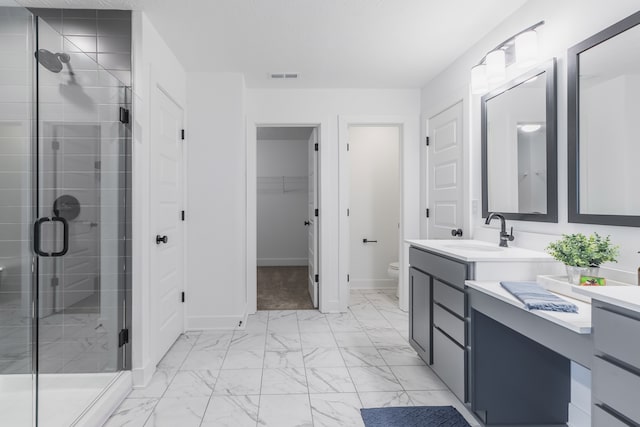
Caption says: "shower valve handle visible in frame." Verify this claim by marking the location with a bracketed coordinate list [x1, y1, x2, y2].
[156, 235, 168, 244]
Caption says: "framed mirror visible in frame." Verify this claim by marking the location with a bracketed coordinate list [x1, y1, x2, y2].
[481, 59, 558, 222]
[568, 11, 640, 226]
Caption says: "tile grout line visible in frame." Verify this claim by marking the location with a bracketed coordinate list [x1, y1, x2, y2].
[139, 332, 197, 427]
[323, 308, 364, 411]
[295, 310, 316, 427]
[353, 291, 416, 402]
[197, 329, 235, 427]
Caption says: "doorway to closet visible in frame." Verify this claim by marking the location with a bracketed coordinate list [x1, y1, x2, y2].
[256, 126, 319, 310]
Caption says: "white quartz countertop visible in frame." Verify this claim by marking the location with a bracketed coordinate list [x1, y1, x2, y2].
[573, 286, 640, 314]
[407, 239, 556, 262]
[466, 281, 592, 334]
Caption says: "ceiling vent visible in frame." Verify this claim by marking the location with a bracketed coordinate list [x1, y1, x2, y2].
[269, 73, 299, 80]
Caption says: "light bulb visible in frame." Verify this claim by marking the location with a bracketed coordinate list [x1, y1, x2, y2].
[486, 49, 506, 84]
[520, 124, 542, 133]
[515, 30, 538, 68]
[471, 64, 488, 94]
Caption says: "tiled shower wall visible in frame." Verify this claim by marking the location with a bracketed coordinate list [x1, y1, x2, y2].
[0, 7, 132, 375]
[0, 6, 34, 375]
[28, 8, 131, 85]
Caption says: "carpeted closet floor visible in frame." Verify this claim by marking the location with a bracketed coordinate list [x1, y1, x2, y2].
[257, 266, 314, 310]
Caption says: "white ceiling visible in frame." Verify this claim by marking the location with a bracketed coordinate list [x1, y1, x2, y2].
[16, 0, 528, 89]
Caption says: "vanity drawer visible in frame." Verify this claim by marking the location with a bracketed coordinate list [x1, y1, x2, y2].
[409, 247, 468, 289]
[433, 303, 465, 345]
[593, 357, 640, 422]
[592, 405, 633, 427]
[433, 279, 465, 317]
[594, 306, 640, 368]
[432, 326, 465, 402]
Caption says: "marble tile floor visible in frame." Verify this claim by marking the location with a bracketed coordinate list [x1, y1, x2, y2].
[105, 289, 479, 427]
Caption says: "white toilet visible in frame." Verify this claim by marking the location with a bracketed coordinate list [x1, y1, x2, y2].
[387, 261, 399, 297]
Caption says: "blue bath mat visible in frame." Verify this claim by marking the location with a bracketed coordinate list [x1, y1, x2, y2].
[360, 406, 472, 427]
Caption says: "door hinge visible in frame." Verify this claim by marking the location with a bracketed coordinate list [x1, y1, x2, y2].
[315, 274, 319, 283]
[118, 328, 129, 347]
[347, 274, 350, 282]
[426, 208, 430, 218]
[315, 208, 318, 217]
[181, 210, 185, 221]
[426, 136, 430, 146]
[314, 143, 318, 151]
[181, 292, 185, 303]
[181, 129, 185, 140]
[119, 107, 130, 124]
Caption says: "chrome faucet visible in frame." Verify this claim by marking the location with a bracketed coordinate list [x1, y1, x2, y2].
[485, 212, 515, 247]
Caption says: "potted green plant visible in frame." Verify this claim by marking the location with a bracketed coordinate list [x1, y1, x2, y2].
[546, 233, 619, 285]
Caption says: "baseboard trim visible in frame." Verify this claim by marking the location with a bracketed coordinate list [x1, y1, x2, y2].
[257, 258, 307, 267]
[321, 299, 344, 313]
[187, 314, 245, 330]
[350, 279, 396, 289]
[132, 362, 155, 388]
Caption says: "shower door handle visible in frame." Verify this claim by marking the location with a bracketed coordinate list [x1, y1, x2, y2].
[34, 216, 69, 257]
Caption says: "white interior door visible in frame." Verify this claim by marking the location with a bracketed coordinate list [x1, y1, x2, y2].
[348, 126, 400, 289]
[307, 128, 319, 308]
[151, 87, 184, 362]
[427, 102, 464, 239]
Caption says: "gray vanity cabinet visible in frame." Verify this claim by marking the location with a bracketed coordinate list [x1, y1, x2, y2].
[592, 300, 640, 425]
[409, 246, 472, 402]
[409, 267, 431, 363]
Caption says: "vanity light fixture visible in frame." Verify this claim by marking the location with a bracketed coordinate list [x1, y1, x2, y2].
[471, 21, 544, 94]
[486, 49, 506, 83]
[515, 30, 539, 67]
[471, 64, 489, 93]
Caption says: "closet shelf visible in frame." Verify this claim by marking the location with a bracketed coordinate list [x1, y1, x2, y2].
[258, 176, 307, 193]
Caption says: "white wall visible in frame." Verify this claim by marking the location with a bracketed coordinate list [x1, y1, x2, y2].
[257, 138, 309, 266]
[247, 89, 421, 312]
[131, 11, 187, 386]
[420, 0, 640, 278]
[185, 72, 247, 329]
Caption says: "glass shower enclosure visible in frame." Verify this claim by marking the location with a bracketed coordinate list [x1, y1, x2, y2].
[0, 4, 131, 426]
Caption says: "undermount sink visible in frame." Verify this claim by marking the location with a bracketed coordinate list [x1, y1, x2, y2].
[443, 243, 505, 252]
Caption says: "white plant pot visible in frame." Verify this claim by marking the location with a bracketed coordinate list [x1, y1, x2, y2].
[565, 265, 599, 285]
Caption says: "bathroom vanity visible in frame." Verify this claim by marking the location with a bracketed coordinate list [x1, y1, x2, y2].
[408, 239, 640, 426]
[406, 240, 561, 404]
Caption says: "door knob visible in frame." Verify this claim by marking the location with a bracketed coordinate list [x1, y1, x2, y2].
[451, 228, 463, 237]
[304, 221, 310, 226]
[156, 235, 168, 244]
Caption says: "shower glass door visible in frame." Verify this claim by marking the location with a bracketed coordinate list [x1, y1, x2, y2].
[35, 16, 130, 426]
[0, 6, 36, 427]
